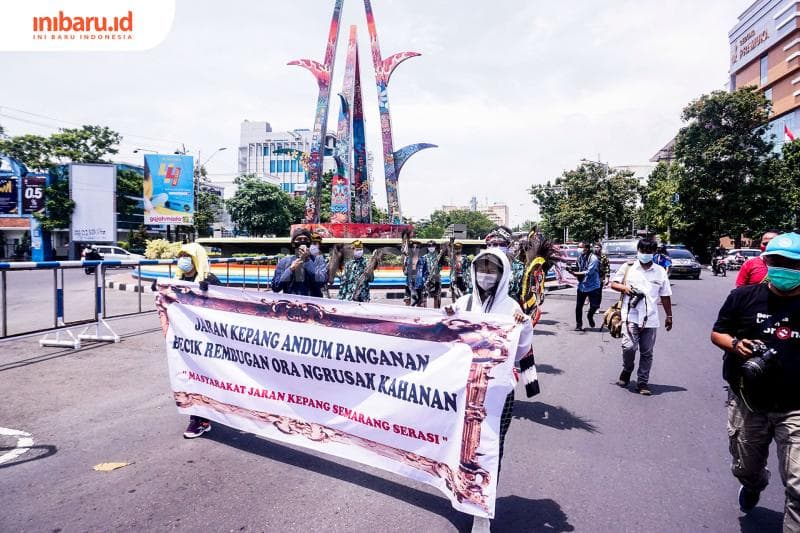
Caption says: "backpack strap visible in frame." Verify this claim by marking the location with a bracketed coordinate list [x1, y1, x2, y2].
[466, 295, 473, 312]
[617, 261, 634, 306]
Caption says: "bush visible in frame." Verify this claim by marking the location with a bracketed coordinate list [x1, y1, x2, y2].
[144, 239, 183, 259]
[116, 241, 129, 251]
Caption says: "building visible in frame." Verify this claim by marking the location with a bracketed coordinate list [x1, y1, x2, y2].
[441, 202, 509, 226]
[729, 0, 800, 150]
[237, 120, 337, 197]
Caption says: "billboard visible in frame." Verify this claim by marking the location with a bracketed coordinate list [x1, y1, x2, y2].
[0, 177, 18, 214]
[143, 154, 194, 225]
[70, 163, 116, 242]
[22, 176, 46, 214]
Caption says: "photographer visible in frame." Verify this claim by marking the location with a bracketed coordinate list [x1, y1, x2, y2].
[710, 232, 800, 526]
[573, 242, 602, 331]
[610, 238, 673, 396]
[271, 228, 328, 296]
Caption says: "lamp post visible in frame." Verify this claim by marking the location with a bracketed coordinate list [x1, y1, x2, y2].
[193, 147, 227, 240]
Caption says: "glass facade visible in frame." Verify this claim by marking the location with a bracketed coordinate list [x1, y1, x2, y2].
[759, 55, 768, 86]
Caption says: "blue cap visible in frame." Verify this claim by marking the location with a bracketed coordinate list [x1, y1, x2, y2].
[763, 232, 800, 260]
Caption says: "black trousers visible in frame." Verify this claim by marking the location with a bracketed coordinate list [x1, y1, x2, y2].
[575, 288, 602, 327]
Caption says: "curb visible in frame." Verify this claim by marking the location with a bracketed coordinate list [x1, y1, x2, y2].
[105, 280, 156, 293]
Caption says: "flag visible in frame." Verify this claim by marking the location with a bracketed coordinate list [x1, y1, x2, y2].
[785, 123, 796, 143]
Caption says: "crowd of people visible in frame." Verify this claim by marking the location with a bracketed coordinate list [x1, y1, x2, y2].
[170, 223, 800, 531]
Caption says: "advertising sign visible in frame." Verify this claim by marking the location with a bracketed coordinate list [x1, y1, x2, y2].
[70, 163, 116, 242]
[22, 176, 47, 214]
[157, 283, 523, 518]
[144, 154, 194, 225]
[0, 177, 19, 214]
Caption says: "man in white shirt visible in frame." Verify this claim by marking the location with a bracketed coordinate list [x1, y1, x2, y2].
[610, 238, 674, 395]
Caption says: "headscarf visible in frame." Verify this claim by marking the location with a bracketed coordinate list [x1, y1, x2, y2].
[454, 247, 533, 362]
[176, 242, 211, 281]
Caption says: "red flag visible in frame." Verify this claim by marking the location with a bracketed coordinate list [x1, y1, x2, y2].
[786, 123, 796, 143]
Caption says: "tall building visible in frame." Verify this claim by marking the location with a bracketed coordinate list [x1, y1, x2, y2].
[237, 120, 337, 196]
[729, 0, 800, 149]
[441, 202, 509, 226]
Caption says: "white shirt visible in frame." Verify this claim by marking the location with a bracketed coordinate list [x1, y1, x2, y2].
[611, 261, 672, 328]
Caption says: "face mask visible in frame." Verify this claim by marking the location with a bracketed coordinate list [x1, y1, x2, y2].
[768, 266, 800, 292]
[637, 253, 653, 264]
[354, 250, 364, 259]
[476, 272, 498, 290]
[427, 247, 435, 253]
[177, 257, 194, 273]
[309, 245, 320, 256]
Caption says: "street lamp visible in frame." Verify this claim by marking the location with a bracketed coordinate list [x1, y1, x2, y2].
[581, 157, 611, 240]
[132, 148, 157, 154]
[200, 147, 227, 168]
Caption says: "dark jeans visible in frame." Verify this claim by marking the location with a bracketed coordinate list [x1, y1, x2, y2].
[576, 288, 602, 327]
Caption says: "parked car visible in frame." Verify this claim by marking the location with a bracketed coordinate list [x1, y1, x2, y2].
[721, 248, 760, 270]
[667, 248, 702, 279]
[561, 247, 582, 269]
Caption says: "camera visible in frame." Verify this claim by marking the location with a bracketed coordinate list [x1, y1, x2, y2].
[628, 287, 645, 307]
[741, 340, 779, 381]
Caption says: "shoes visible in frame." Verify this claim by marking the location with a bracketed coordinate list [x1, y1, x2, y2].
[471, 516, 491, 533]
[616, 370, 631, 387]
[574, 325, 584, 332]
[183, 416, 211, 439]
[637, 383, 652, 396]
[587, 315, 596, 328]
[738, 485, 760, 513]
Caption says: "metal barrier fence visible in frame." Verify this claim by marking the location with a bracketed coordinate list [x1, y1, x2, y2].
[0, 256, 280, 342]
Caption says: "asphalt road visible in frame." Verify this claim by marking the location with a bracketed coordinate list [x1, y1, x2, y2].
[0, 269, 787, 532]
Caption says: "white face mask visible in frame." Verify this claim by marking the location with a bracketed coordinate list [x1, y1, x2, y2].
[309, 245, 320, 256]
[476, 272, 498, 290]
[354, 250, 364, 258]
[177, 257, 194, 273]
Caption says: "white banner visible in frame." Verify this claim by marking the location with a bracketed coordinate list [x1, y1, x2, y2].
[70, 163, 116, 242]
[156, 282, 523, 518]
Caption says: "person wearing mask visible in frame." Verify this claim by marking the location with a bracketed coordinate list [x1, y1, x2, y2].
[710, 232, 800, 526]
[446, 248, 537, 533]
[485, 226, 524, 305]
[451, 241, 472, 296]
[423, 240, 445, 308]
[175, 243, 222, 438]
[573, 242, 602, 331]
[736, 231, 779, 287]
[403, 240, 428, 306]
[594, 243, 611, 287]
[610, 238, 673, 396]
[338, 240, 373, 302]
[308, 233, 330, 298]
[653, 245, 672, 277]
[271, 229, 328, 297]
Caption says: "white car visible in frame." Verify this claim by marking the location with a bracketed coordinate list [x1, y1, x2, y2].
[91, 245, 144, 265]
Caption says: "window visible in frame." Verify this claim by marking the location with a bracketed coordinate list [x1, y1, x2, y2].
[269, 160, 275, 173]
[263, 145, 269, 156]
[765, 87, 773, 102]
[291, 160, 298, 172]
[277, 160, 283, 173]
[760, 54, 768, 86]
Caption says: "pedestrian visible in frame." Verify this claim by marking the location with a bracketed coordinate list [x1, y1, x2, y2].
[271, 228, 328, 296]
[710, 232, 800, 526]
[451, 241, 472, 296]
[574, 242, 602, 331]
[736, 230, 779, 287]
[338, 240, 373, 302]
[485, 226, 524, 305]
[309, 232, 329, 298]
[175, 242, 222, 439]
[446, 247, 536, 533]
[594, 243, 611, 286]
[610, 238, 673, 395]
[403, 240, 428, 306]
[423, 240, 445, 308]
[654, 245, 672, 276]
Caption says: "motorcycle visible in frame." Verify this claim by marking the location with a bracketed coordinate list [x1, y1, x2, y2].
[83, 249, 103, 274]
[711, 257, 726, 277]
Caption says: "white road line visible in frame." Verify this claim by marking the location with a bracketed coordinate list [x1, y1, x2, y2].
[0, 427, 34, 465]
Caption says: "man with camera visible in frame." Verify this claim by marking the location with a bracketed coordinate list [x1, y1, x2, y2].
[271, 228, 328, 297]
[711, 232, 800, 527]
[610, 238, 673, 395]
[573, 242, 602, 332]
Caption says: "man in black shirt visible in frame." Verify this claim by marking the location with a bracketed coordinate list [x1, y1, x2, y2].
[711, 232, 800, 528]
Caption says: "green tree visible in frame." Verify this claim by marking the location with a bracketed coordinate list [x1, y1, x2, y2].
[34, 169, 74, 232]
[416, 209, 495, 239]
[530, 163, 642, 243]
[227, 175, 299, 236]
[0, 134, 53, 170]
[672, 87, 775, 251]
[117, 168, 143, 217]
[642, 163, 687, 243]
[50, 125, 121, 163]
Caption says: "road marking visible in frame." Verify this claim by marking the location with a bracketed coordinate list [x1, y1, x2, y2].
[0, 427, 34, 465]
